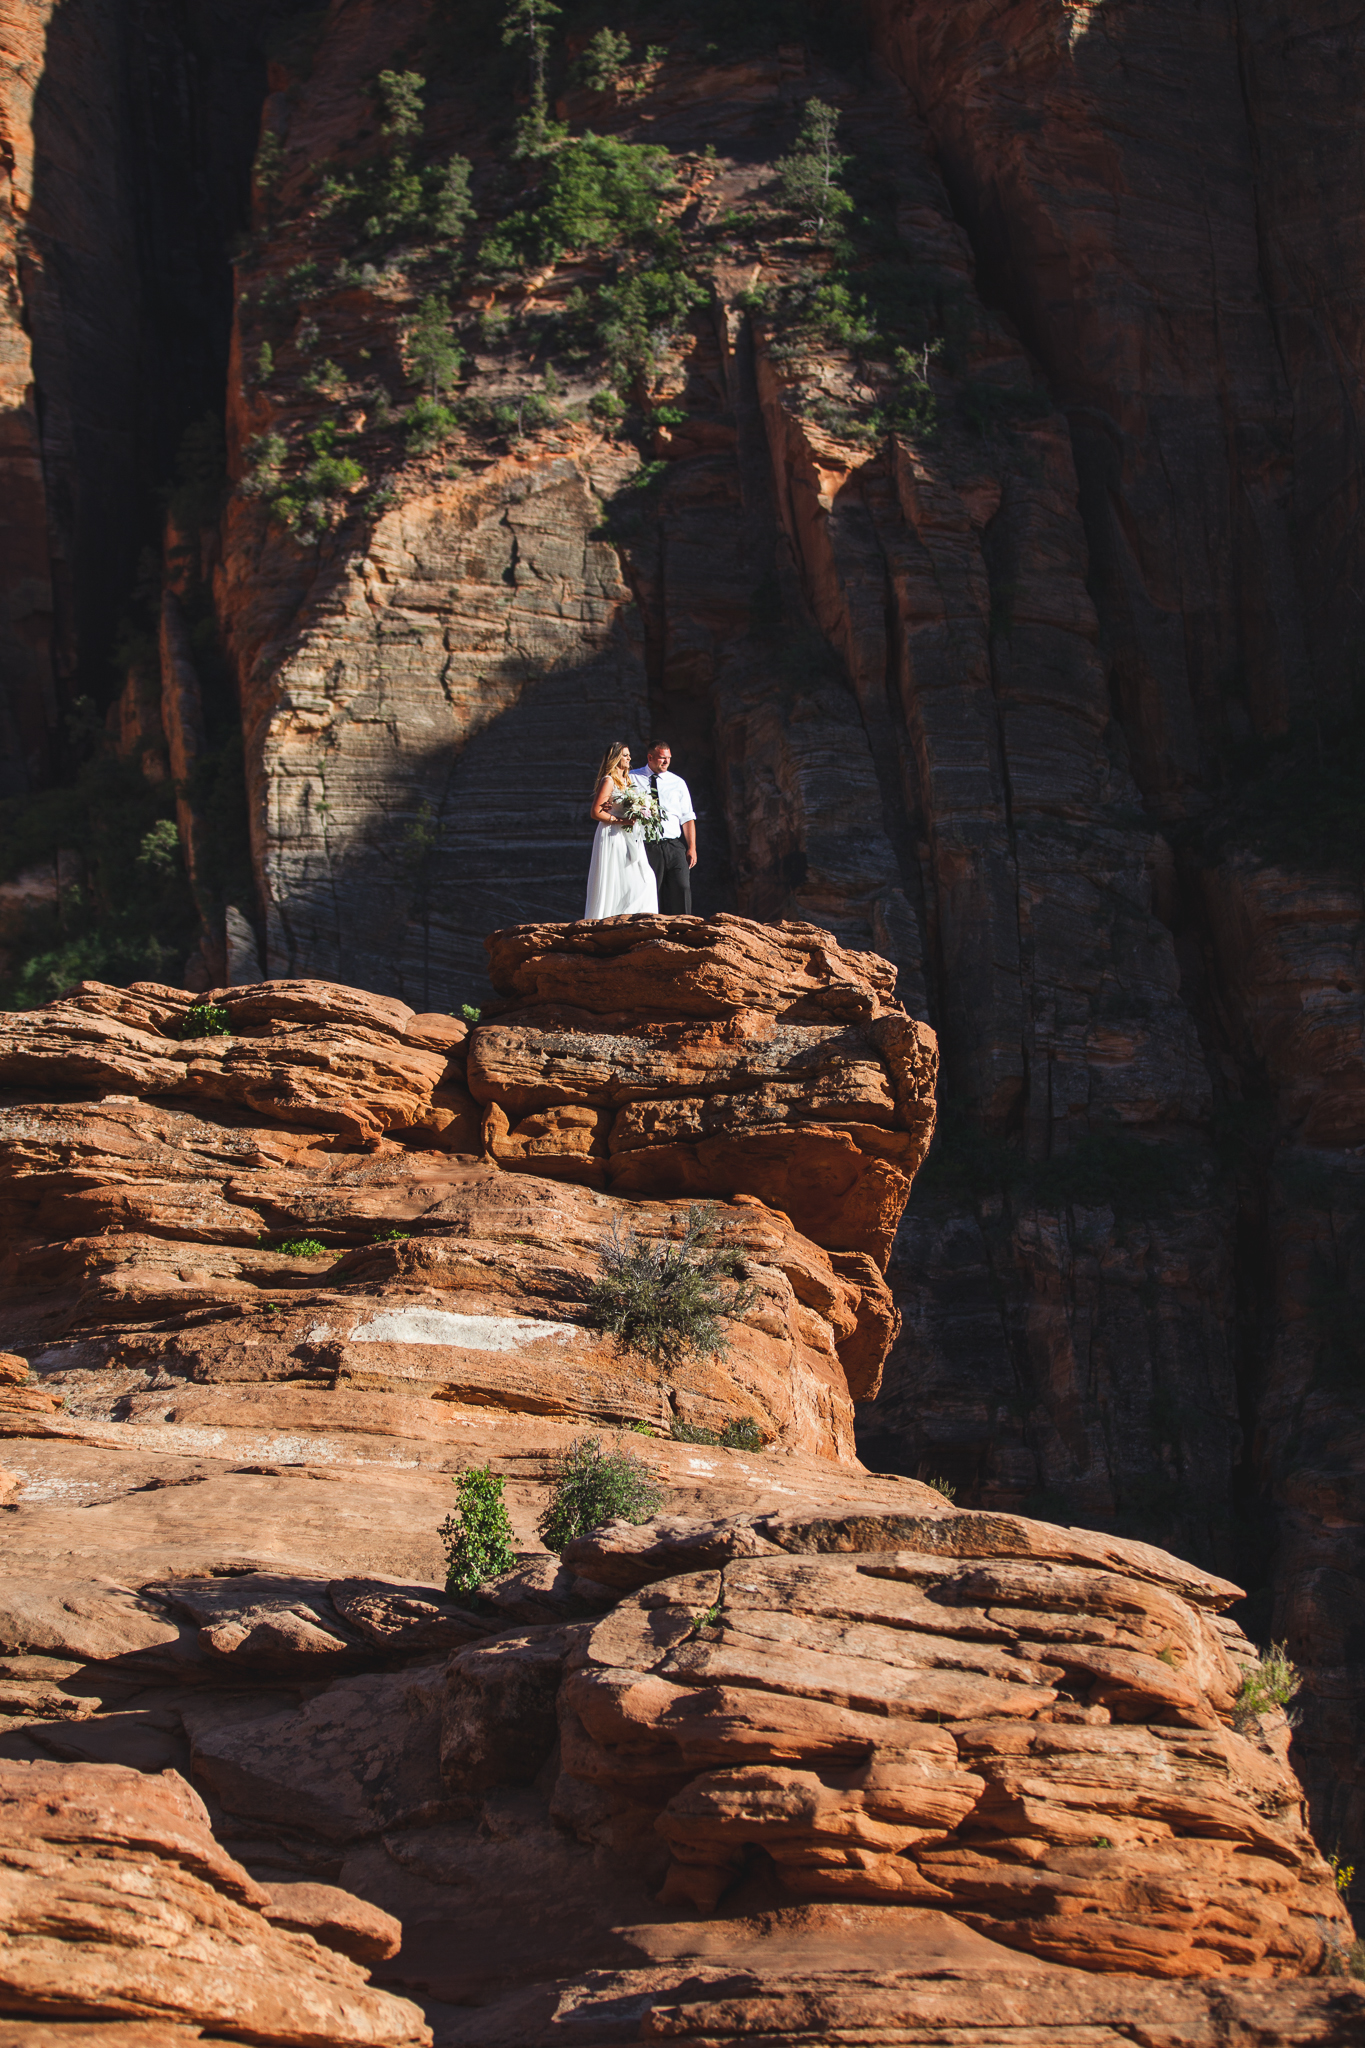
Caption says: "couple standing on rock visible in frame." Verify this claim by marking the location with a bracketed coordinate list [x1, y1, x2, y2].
[584, 739, 696, 920]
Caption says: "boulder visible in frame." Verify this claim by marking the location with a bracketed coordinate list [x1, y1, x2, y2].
[183, 1661, 452, 1841]
[552, 1514, 1351, 1975]
[0, 980, 446, 1147]
[260, 1882, 402, 1964]
[470, 917, 936, 1263]
[0, 1760, 428, 2043]
[484, 914, 899, 1020]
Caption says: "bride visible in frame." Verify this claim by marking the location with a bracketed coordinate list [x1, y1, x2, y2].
[584, 741, 659, 919]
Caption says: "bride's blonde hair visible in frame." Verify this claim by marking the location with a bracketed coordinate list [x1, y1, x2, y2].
[592, 741, 631, 797]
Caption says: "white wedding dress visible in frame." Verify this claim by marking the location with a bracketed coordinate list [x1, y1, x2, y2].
[584, 808, 658, 919]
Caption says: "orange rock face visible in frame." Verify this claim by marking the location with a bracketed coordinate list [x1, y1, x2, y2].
[550, 1509, 1350, 1980]
[0, 921, 926, 1458]
[0, 978, 446, 1148]
[472, 916, 936, 1264]
[0, 1760, 429, 2043]
[6, 0, 1365, 2031]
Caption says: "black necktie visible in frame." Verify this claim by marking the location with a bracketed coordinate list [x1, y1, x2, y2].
[650, 771, 659, 798]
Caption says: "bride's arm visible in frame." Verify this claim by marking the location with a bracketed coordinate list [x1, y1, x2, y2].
[590, 778, 619, 826]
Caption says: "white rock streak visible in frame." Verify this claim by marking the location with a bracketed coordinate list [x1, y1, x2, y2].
[347, 1308, 579, 1351]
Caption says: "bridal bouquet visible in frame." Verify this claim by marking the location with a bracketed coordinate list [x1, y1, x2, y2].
[614, 782, 664, 842]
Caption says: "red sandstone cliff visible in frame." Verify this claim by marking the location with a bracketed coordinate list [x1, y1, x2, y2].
[0, 937, 1360, 2037]
[2, 0, 1365, 1966]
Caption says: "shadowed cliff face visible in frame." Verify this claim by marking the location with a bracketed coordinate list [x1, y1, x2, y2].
[3, 0, 1365, 1882]
[868, 0, 1365, 789]
[0, 0, 298, 789]
[863, 0, 1365, 1885]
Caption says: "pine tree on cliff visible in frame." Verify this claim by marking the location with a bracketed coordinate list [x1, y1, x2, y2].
[776, 98, 852, 243]
[502, 0, 562, 149]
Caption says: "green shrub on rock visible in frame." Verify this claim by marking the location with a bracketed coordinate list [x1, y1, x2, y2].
[178, 1003, 231, 1039]
[1233, 1641, 1301, 1726]
[588, 1204, 755, 1366]
[441, 1463, 518, 1594]
[670, 1416, 765, 1450]
[537, 1433, 663, 1552]
[405, 396, 458, 453]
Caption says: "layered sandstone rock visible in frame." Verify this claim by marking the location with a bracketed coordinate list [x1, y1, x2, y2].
[0, 1759, 429, 2043]
[193, 0, 1257, 1656]
[3, 0, 1365, 2027]
[0, 977, 448, 1147]
[0, 1505, 1357, 2046]
[0, 921, 924, 1454]
[550, 1509, 1348, 1979]
[473, 915, 936, 1263]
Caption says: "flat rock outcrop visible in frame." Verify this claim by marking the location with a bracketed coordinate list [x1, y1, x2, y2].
[0, 920, 927, 1459]
[475, 915, 936, 1262]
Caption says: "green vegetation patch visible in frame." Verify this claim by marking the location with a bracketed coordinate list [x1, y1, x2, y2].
[247, 420, 364, 541]
[588, 1205, 757, 1366]
[317, 71, 474, 258]
[539, 134, 674, 255]
[0, 751, 198, 1009]
[670, 1416, 766, 1450]
[178, 1004, 231, 1039]
[1233, 1641, 1301, 1727]
[441, 1462, 518, 1594]
[537, 1432, 664, 1552]
[474, 131, 702, 386]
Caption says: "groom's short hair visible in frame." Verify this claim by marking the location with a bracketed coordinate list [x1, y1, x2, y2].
[647, 737, 672, 752]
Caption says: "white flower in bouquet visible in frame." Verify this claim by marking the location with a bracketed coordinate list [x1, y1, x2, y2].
[615, 781, 663, 841]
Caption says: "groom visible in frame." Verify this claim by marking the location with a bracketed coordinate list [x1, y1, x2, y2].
[631, 739, 696, 912]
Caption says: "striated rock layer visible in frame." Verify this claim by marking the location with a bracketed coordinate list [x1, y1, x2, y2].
[552, 1511, 1341, 1979]
[0, 1501, 1358, 2044]
[0, 1760, 428, 2044]
[474, 915, 936, 1264]
[3, 0, 1365, 2027]
[0, 943, 1361, 2041]
[0, 918, 927, 1457]
[6, 0, 1362, 1877]
[178, 0, 1329, 1823]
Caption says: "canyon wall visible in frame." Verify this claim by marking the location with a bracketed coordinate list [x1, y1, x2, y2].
[1, 0, 1364, 1891]
[0, 943, 1359, 2037]
[0, 0, 292, 791]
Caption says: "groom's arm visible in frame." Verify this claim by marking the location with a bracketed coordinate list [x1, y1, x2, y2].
[675, 778, 698, 868]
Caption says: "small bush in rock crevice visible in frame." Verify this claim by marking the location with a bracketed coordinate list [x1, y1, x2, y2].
[178, 1003, 231, 1039]
[537, 1433, 663, 1552]
[588, 1205, 756, 1366]
[277, 1237, 328, 1258]
[1320, 1937, 1365, 1979]
[1234, 1641, 1301, 1727]
[670, 1416, 765, 1451]
[441, 1463, 518, 1594]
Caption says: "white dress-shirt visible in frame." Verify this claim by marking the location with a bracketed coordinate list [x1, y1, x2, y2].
[631, 766, 695, 841]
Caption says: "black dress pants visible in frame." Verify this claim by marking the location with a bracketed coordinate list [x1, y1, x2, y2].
[647, 836, 692, 912]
